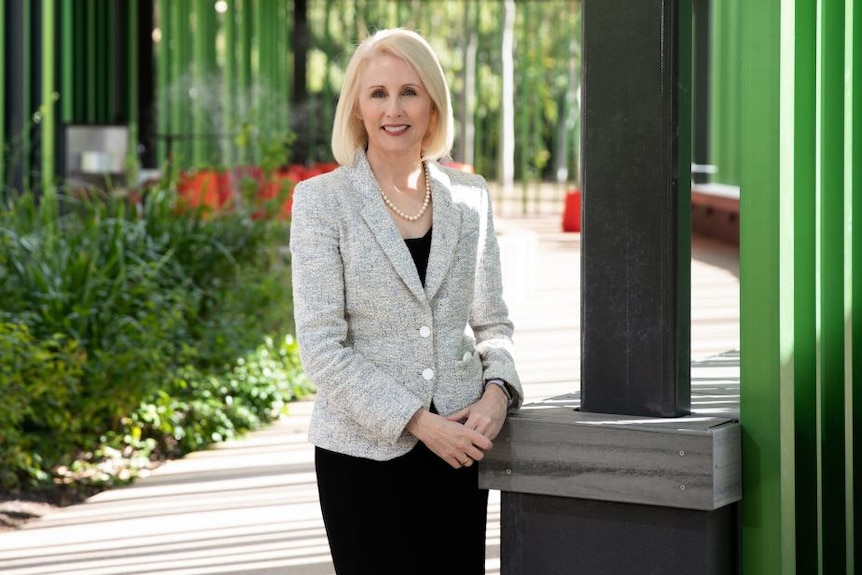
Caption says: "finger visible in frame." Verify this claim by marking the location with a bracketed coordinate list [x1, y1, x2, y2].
[451, 455, 470, 469]
[446, 408, 469, 423]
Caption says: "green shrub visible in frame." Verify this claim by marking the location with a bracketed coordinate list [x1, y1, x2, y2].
[0, 323, 85, 488]
[118, 335, 313, 458]
[0, 184, 309, 498]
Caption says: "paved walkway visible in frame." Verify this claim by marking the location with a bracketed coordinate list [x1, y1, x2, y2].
[0, 214, 740, 575]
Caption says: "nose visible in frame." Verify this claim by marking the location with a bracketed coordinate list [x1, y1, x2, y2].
[385, 97, 403, 117]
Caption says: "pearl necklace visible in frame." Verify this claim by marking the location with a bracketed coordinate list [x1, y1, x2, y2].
[379, 161, 431, 222]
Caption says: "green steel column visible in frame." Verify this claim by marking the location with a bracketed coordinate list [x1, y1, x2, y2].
[275, 0, 283, 124]
[22, 0, 31, 192]
[851, 0, 862, 566]
[128, 0, 138, 182]
[739, 0, 785, 572]
[257, 0, 270, 140]
[86, 0, 95, 122]
[204, 0, 217, 164]
[61, 0, 72, 122]
[105, 1, 115, 122]
[845, 0, 861, 567]
[844, 2, 862, 573]
[156, 0, 169, 165]
[223, 0, 235, 167]
[790, 0, 818, 572]
[817, 0, 847, 570]
[1, 0, 5, 190]
[73, 6, 85, 120]
[709, 0, 741, 186]
[192, 0, 207, 166]
[170, 0, 185, 165]
[41, 0, 55, 193]
[239, 0, 252, 164]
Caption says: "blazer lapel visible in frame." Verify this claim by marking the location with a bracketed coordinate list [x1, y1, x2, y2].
[351, 154, 428, 302]
[424, 163, 463, 301]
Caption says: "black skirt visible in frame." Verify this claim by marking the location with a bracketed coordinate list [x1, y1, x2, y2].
[315, 441, 490, 575]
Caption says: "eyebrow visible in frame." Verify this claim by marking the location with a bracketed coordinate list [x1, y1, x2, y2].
[364, 83, 421, 91]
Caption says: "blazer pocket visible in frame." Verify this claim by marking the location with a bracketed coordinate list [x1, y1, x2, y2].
[454, 350, 483, 386]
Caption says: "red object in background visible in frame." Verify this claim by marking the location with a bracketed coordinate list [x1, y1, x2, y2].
[177, 170, 223, 214]
[562, 189, 581, 232]
[442, 161, 474, 173]
[255, 168, 303, 220]
[177, 162, 341, 220]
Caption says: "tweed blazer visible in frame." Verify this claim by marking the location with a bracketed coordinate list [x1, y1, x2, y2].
[289, 149, 522, 461]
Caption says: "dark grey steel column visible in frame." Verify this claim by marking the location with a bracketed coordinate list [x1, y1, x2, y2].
[488, 3, 740, 573]
[580, 0, 691, 417]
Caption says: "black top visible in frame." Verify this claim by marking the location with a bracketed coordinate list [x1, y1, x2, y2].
[404, 226, 432, 287]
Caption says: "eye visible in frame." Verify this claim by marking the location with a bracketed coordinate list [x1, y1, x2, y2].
[403, 87, 418, 96]
[371, 89, 386, 98]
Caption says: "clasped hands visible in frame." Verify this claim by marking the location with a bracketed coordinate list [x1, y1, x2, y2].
[405, 384, 510, 469]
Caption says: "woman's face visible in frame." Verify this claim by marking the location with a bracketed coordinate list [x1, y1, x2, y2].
[355, 52, 436, 159]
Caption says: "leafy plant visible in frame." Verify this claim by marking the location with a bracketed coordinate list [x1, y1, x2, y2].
[0, 181, 308, 499]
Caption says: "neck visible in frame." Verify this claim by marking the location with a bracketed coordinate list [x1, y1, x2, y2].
[367, 153, 425, 191]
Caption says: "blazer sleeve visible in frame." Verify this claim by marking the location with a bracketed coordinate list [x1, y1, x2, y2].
[289, 176, 426, 443]
[470, 181, 524, 409]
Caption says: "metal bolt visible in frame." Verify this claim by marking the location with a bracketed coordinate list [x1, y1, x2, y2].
[679, 450, 685, 456]
[505, 468, 513, 476]
[680, 484, 686, 491]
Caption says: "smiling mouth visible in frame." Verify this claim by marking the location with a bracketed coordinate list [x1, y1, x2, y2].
[383, 125, 409, 133]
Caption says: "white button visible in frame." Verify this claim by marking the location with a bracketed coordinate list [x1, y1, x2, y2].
[419, 326, 431, 338]
[462, 351, 473, 361]
[422, 368, 434, 380]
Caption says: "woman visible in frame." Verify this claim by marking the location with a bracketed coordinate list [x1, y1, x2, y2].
[290, 28, 522, 575]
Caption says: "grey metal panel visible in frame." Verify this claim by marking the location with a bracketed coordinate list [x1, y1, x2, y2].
[479, 405, 741, 511]
[500, 493, 739, 575]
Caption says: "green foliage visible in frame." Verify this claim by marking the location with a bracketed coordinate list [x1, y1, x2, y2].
[118, 336, 313, 459]
[0, 323, 85, 488]
[0, 184, 311, 498]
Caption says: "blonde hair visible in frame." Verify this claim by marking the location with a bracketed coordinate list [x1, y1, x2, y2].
[331, 28, 455, 166]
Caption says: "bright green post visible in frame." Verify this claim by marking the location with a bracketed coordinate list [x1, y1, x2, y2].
[739, 0, 785, 572]
[709, 0, 741, 186]
[817, 0, 847, 572]
[742, 0, 860, 572]
[21, 0, 31, 193]
[1, 0, 5, 190]
[851, 0, 862, 567]
[788, 0, 819, 572]
[41, 0, 55, 194]
[61, 0, 72, 123]
[170, 1, 185, 165]
[155, 0, 169, 165]
[223, 0, 235, 167]
[86, 0, 96, 122]
[192, 0, 207, 166]
[238, 0, 252, 165]
[128, 0, 139, 184]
